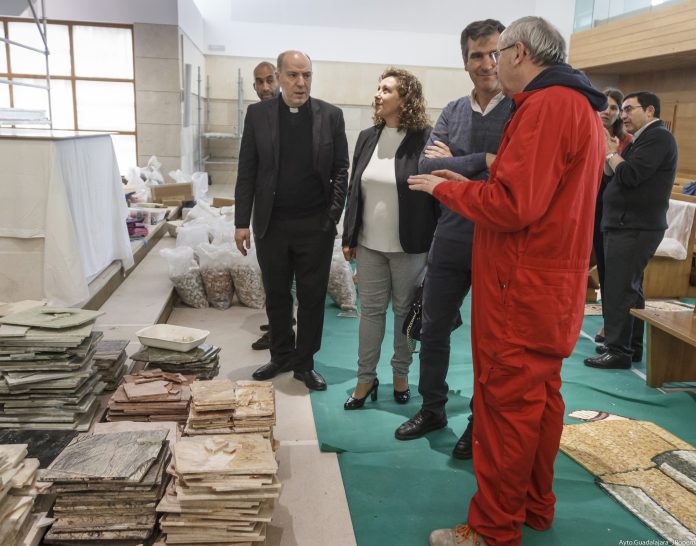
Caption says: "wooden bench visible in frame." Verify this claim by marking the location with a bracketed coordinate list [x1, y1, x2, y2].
[643, 194, 696, 299]
[630, 307, 696, 388]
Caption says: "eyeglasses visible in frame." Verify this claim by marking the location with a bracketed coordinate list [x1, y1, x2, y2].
[621, 105, 644, 114]
[491, 44, 515, 62]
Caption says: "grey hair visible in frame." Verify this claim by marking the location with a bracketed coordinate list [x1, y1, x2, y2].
[499, 16, 566, 66]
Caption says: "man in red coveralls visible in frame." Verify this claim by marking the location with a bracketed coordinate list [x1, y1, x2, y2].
[409, 16, 607, 546]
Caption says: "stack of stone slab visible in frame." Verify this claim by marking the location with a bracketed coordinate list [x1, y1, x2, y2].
[232, 381, 276, 435]
[157, 433, 280, 545]
[184, 379, 235, 435]
[92, 339, 129, 391]
[0, 307, 106, 431]
[0, 443, 46, 545]
[106, 369, 193, 424]
[184, 380, 275, 437]
[130, 344, 220, 380]
[41, 429, 171, 545]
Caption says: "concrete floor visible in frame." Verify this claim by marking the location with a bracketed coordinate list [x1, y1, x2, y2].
[95, 177, 357, 546]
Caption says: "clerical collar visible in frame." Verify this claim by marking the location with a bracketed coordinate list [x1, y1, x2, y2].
[280, 96, 310, 114]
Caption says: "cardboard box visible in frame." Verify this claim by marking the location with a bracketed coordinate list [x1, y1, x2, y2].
[212, 197, 235, 208]
[151, 183, 193, 204]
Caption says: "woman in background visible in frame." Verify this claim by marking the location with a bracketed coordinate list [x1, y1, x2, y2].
[594, 87, 633, 342]
[341, 67, 437, 409]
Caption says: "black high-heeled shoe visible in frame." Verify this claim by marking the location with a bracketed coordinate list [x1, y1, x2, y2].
[344, 378, 379, 410]
[393, 387, 410, 404]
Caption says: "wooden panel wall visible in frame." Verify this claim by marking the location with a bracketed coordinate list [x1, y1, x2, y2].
[617, 70, 696, 180]
[569, 0, 696, 72]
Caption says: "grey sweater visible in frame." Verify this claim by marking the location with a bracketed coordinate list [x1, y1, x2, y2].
[418, 95, 511, 242]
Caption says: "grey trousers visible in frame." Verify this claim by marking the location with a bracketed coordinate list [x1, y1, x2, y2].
[355, 244, 427, 384]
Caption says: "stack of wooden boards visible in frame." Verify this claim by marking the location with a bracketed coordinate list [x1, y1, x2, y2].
[0, 307, 106, 431]
[106, 370, 193, 424]
[157, 433, 280, 545]
[130, 344, 220, 380]
[184, 380, 275, 437]
[41, 429, 172, 545]
[0, 443, 48, 545]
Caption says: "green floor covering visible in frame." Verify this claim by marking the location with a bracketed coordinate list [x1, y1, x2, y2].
[311, 297, 696, 546]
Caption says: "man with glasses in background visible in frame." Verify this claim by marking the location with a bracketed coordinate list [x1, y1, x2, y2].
[394, 19, 511, 462]
[584, 91, 677, 370]
[409, 16, 607, 546]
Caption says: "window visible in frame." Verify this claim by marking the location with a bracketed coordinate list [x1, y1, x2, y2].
[1, 19, 136, 175]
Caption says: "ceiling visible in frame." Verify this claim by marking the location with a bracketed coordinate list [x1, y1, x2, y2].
[192, 0, 549, 35]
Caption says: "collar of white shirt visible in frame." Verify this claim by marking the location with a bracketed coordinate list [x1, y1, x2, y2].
[470, 90, 506, 116]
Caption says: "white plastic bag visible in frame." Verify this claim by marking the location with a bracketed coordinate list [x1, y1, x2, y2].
[230, 249, 266, 309]
[176, 224, 209, 249]
[160, 246, 208, 308]
[143, 156, 165, 185]
[197, 243, 235, 309]
[328, 241, 357, 310]
[191, 172, 209, 202]
[210, 218, 235, 246]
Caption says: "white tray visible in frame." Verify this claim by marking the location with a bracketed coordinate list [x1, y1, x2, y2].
[136, 324, 209, 352]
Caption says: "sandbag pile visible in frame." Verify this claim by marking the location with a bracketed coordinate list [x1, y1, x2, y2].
[106, 369, 193, 424]
[92, 339, 129, 391]
[130, 344, 221, 380]
[0, 308, 106, 431]
[41, 429, 171, 545]
[157, 433, 280, 545]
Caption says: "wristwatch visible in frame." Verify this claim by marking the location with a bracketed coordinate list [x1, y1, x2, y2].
[606, 152, 617, 161]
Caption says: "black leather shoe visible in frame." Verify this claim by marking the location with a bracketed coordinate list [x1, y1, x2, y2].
[584, 352, 631, 369]
[393, 388, 410, 404]
[595, 344, 642, 362]
[251, 331, 271, 350]
[395, 409, 447, 440]
[344, 379, 379, 410]
[452, 421, 473, 460]
[293, 370, 327, 391]
[252, 360, 292, 380]
[594, 333, 605, 343]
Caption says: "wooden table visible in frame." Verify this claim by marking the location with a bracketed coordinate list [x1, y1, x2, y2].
[630, 308, 696, 387]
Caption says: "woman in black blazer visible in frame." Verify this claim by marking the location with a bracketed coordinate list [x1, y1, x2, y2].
[341, 67, 438, 409]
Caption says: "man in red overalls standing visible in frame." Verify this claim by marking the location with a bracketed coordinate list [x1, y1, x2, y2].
[409, 16, 607, 546]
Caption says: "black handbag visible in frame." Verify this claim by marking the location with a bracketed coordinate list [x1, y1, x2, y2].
[402, 283, 463, 352]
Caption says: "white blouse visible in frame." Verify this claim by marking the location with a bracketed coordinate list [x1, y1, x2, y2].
[358, 126, 406, 253]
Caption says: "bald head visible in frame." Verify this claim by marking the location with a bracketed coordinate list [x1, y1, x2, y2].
[276, 50, 313, 108]
[253, 61, 278, 101]
[276, 50, 311, 72]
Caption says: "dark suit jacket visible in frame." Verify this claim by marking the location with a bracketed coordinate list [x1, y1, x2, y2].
[602, 120, 678, 232]
[234, 96, 349, 238]
[341, 125, 438, 254]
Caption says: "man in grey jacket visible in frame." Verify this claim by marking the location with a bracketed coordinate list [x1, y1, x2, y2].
[394, 20, 511, 459]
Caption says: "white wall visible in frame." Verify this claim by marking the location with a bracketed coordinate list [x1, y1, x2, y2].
[199, 0, 577, 68]
[203, 21, 466, 68]
[177, 0, 206, 54]
[4, 0, 179, 24]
